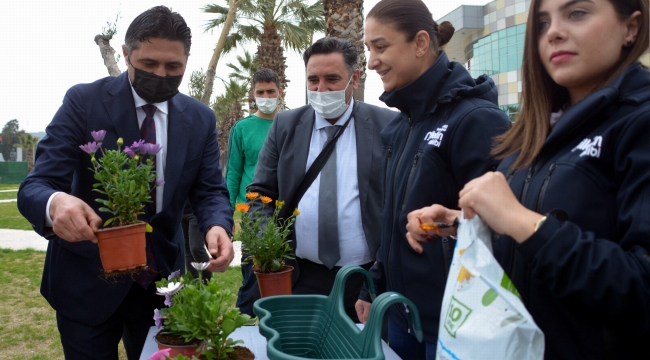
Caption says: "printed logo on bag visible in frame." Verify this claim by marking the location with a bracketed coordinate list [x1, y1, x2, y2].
[423, 125, 448, 147]
[444, 296, 472, 338]
[571, 135, 602, 158]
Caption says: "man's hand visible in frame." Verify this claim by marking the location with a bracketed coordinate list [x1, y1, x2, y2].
[355, 299, 372, 324]
[50, 193, 102, 243]
[205, 226, 234, 272]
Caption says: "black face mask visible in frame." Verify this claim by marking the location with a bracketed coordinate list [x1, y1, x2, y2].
[131, 67, 183, 104]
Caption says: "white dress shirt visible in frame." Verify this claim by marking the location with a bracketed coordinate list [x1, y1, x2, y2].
[45, 83, 169, 225]
[294, 99, 372, 266]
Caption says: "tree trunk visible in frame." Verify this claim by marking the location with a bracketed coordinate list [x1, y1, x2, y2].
[254, 25, 287, 112]
[217, 102, 242, 176]
[94, 35, 122, 77]
[323, 0, 366, 101]
[201, 0, 243, 105]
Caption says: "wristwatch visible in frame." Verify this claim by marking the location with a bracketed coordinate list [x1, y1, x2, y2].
[533, 216, 547, 233]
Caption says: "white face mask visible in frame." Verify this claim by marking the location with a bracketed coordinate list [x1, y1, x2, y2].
[255, 97, 278, 114]
[307, 76, 353, 119]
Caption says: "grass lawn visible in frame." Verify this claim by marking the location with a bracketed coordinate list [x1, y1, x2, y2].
[0, 249, 243, 359]
[0, 202, 32, 230]
[0, 190, 18, 200]
[0, 184, 20, 190]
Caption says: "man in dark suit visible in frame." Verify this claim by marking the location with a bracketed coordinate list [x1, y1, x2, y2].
[237, 37, 396, 321]
[17, 6, 233, 360]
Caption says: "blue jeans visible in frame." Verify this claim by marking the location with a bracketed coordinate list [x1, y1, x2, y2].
[388, 317, 437, 360]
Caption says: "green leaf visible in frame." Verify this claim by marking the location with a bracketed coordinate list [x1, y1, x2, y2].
[103, 218, 114, 227]
[221, 318, 236, 335]
[145, 223, 153, 233]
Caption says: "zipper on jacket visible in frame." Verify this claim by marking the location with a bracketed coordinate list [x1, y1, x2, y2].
[493, 171, 516, 243]
[386, 117, 413, 292]
[383, 149, 393, 205]
[519, 165, 535, 206]
[511, 163, 535, 284]
[401, 152, 421, 211]
[536, 164, 556, 213]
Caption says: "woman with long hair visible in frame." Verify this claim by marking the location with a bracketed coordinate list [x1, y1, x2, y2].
[406, 0, 649, 358]
[355, 0, 511, 358]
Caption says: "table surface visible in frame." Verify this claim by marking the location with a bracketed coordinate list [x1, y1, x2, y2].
[140, 325, 402, 360]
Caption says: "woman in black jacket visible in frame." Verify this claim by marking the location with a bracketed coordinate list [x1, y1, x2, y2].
[356, 0, 511, 358]
[406, 0, 649, 358]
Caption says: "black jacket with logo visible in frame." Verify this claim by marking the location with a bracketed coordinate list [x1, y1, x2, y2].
[359, 51, 511, 342]
[494, 62, 650, 359]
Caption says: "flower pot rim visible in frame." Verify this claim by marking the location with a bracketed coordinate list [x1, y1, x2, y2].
[253, 264, 294, 275]
[95, 222, 147, 233]
[154, 331, 205, 348]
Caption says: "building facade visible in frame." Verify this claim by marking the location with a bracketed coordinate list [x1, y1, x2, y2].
[438, 0, 650, 121]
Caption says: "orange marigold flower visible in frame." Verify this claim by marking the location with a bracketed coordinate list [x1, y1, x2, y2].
[246, 192, 259, 200]
[260, 196, 272, 204]
[235, 203, 250, 213]
[275, 200, 285, 209]
[293, 208, 300, 216]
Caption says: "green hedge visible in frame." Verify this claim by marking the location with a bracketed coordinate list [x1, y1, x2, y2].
[0, 162, 27, 184]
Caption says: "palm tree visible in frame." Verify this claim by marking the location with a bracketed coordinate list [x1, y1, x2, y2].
[19, 133, 39, 172]
[323, 0, 366, 101]
[214, 80, 250, 173]
[203, 0, 325, 109]
[200, 0, 245, 105]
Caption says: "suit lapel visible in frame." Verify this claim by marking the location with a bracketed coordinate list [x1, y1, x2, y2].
[293, 109, 315, 182]
[354, 104, 373, 211]
[160, 96, 190, 212]
[104, 73, 140, 147]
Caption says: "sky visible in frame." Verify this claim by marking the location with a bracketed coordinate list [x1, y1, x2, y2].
[1, 0, 489, 133]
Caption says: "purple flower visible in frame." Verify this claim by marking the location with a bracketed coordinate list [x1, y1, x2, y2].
[124, 146, 136, 159]
[141, 143, 163, 156]
[79, 142, 101, 155]
[129, 139, 145, 153]
[164, 295, 172, 307]
[168, 270, 180, 280]
[155, 178, 165, 187]
[90, 130, 106, 143]
[153, 309, 163, 329]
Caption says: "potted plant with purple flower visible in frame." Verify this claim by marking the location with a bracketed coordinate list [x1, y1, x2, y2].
[79, 130, 163, 273]
[152, 263, 254, 360]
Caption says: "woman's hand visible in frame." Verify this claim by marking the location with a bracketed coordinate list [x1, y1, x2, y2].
[458, 172, 544, 243]
[405, 205, 461, 254]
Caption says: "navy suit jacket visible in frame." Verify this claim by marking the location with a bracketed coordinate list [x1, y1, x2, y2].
[17, 72, 233, 326]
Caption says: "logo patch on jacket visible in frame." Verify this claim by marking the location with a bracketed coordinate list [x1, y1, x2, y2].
[571, 136, 602, 158]
[424, 125, 448, 147]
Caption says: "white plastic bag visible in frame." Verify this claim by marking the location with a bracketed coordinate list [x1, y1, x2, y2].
[436, 214, 544, 360]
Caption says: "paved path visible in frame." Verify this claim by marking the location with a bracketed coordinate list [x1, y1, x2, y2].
[0, 228, 242, 266]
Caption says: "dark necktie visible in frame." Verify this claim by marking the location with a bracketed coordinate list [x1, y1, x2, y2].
[318, 126, 341, 269]
[135, 104, 158, 288]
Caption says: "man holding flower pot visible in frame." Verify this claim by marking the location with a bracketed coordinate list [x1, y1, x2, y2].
[17, 6, 233, 360]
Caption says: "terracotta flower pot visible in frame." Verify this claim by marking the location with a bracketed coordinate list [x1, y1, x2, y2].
[255, 265, 293, 297]
[95, 223, 147, 272]
[154, 331, 205, 358]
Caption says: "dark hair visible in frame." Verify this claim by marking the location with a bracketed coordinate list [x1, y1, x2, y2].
[303, 37, 358, 75]
[124, 6, 192, 56]
[252, 68, 281, 89]
[492, 0, 649, 170]
[367, 0, 455, 53]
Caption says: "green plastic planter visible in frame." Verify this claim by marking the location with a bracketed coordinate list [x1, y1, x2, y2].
[254, 265, 423, 360]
